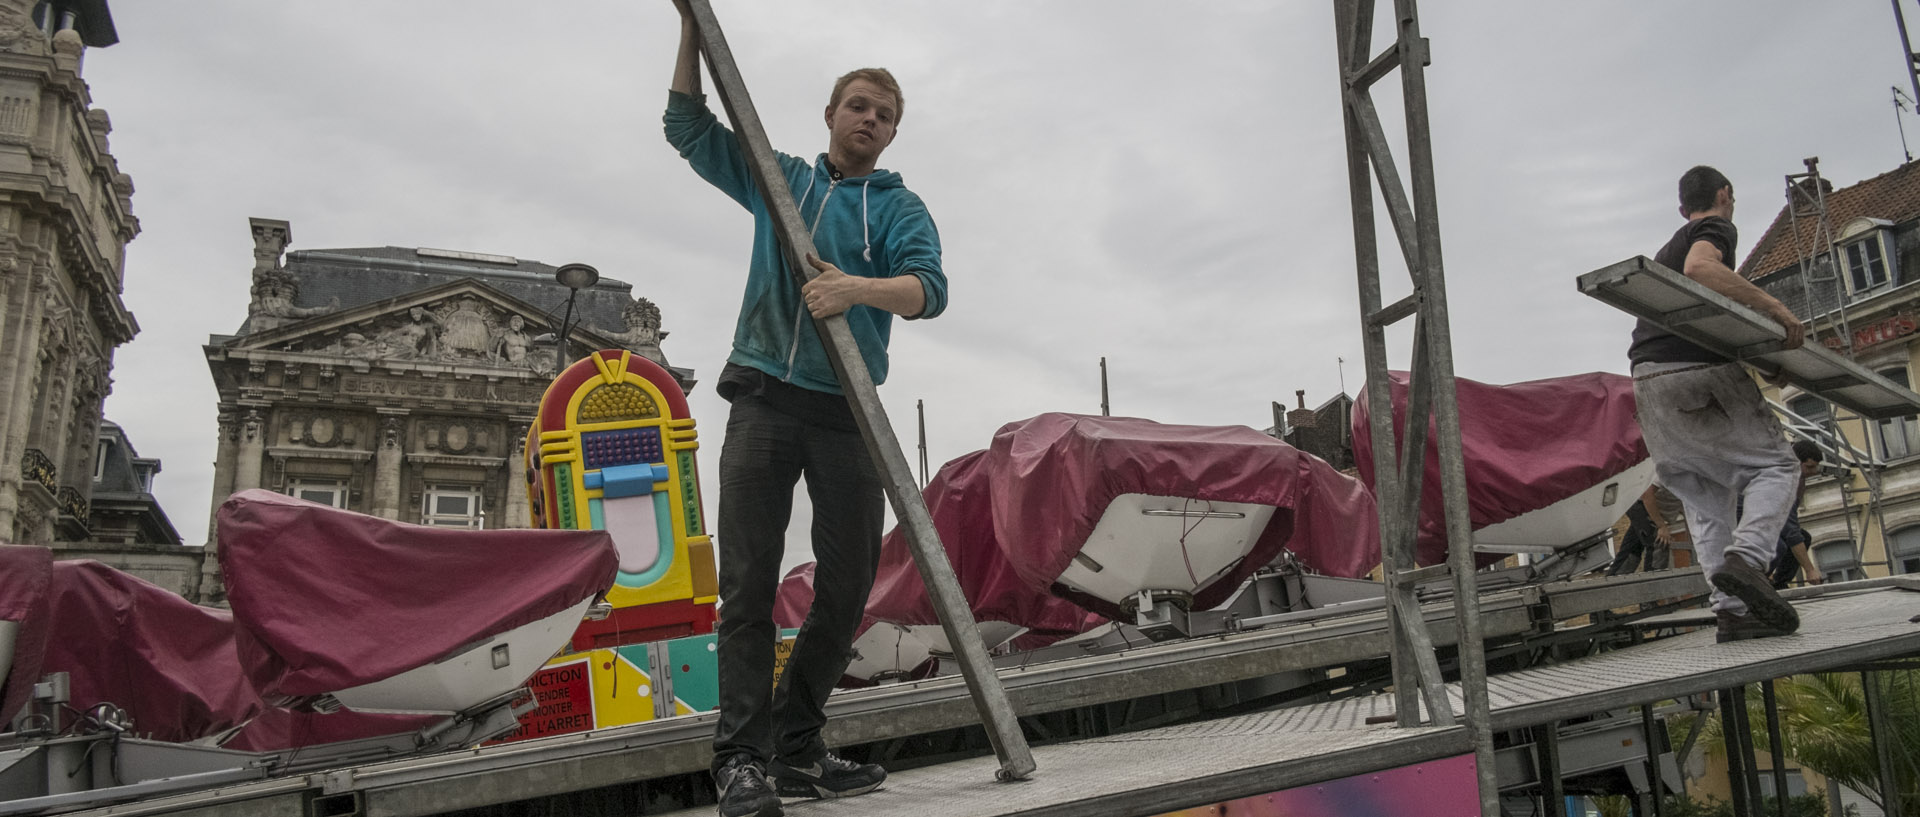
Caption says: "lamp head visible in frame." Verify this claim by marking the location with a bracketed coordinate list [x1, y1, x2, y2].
[555, 263, 600, 291]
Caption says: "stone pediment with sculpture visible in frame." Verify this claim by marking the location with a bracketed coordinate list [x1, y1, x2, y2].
[277, 294, 555, 371]
[234, 218, 675, 374]
[237, 284, 673, 378]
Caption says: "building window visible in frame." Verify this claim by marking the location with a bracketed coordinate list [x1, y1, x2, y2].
[422, 484, 484, 529]
[93, 440, 111, 482]
[287, 478, 348, 509]
[1845, 235, 1891, 295]
[1785, 393, 1829, 431]
[1876, 368, 1920, 459]
[1892, 527, 1920, 575]
[1813, 540, 1864, 583]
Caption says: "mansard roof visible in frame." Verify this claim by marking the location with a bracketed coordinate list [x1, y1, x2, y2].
[261, 246, 641, 342]
[1740, 161, 1920, 279]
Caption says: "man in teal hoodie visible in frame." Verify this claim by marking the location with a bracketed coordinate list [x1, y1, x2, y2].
[664, 5, 948, 816]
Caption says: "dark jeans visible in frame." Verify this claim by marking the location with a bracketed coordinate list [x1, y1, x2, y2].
[710, 393, 883, 774]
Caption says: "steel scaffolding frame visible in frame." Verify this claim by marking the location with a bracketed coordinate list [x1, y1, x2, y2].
[1331, 0, 1496, 812]
[1777, 157, 1896, 576]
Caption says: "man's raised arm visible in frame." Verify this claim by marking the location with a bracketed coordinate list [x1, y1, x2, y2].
[1681, 239, 1805, 350]
[669, 0, 700, 96]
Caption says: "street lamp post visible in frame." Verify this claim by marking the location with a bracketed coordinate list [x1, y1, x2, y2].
[553, 263, 600, 374]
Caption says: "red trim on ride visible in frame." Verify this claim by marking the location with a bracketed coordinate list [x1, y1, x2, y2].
[568, 598, 716, 652]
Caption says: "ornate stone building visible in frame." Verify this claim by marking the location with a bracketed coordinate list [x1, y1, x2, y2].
[0, 1, 139, 546]
[54, 419, 194, 595]
[201, 218, 691, 602]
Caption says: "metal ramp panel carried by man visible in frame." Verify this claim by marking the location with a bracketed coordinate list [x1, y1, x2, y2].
[1577, 255, 1920, 420]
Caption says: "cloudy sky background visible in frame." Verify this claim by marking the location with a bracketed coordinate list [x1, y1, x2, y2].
[83, 3, 1920, 571]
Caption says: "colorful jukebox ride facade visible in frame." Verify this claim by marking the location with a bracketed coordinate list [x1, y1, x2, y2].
[504, 349, 722, 741]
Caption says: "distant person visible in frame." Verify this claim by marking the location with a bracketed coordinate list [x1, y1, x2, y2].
[1607, 483, 1685, 576]
[664, 2, 949, 815]
[1768, 440, 1826, 588]
[1628, 165, 1804, 643]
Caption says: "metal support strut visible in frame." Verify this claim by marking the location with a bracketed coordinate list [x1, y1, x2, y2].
[682, 0, 1035, 782]
[1332, 0, 1496, 812]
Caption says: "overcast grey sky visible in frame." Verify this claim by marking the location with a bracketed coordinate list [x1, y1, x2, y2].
[84, 3, 1919, 570]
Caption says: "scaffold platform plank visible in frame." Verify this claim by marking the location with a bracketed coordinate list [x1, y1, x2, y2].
[643, 584, 1920, 817]
[63, 578, 1920, 817]
[1577, 255, 1920, 420]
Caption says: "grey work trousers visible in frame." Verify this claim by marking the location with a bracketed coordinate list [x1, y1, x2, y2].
[1632, 362, 1798, 614]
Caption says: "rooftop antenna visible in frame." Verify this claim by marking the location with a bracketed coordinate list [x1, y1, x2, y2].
[1099, 357, 1110, 417]
[1338, 355, 1347, 395]
[1895, 86, 1915, 163]
[1894, 0, 1920, 114]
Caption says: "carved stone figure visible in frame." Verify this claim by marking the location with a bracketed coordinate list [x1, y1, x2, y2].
[435, 297, 495, 361]
[0, 4, 46, 56]
[610, 298, 667, 365]
[491, 314, 531, 367]
[243, 271, 338, 335]
[375, 307, 445, 360]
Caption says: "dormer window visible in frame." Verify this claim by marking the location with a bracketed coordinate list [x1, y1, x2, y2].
[1838, 217, 1898, 300]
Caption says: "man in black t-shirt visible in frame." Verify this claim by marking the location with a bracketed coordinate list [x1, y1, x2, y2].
[1630, 165, 1805, 643]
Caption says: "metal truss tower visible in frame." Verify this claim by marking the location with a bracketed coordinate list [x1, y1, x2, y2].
[1332, 0, 1495, 812]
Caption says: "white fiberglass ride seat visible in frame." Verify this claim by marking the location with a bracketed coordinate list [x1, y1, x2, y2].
[845, 622, 938, 684]
[218, 490, 618, 716]
[985, 414, 1377, 621]
[777, 563, 946, 686]
[1055, 494, 1279, 610]
[325, 598, 600, 715]
[1353, 371, 1653, 566]
[1473, 459, 1656, 554]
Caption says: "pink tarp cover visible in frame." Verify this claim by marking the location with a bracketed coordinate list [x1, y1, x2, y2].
[0, 544, 52, 724]
[218, 489, 618, 701]
[867, 450, 1109, 636]
[773, 562, 826, 631]
[986, 413, 1378, 619]
[1350, 371, 1648, 566]
[41, 559, 431, 748]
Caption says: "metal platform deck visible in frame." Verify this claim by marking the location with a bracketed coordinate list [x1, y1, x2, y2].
[639, 584, 1920, 817]
[55, 575, 1920, 817]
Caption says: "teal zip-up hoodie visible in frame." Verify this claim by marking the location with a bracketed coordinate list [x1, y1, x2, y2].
[663, 91, 947, 395]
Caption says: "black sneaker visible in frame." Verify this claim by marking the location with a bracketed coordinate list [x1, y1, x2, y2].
[713, 755, 783, 817]
[768, 752, 886, 799]
[1710, 555, 1800, 635]
[1715, 609, 1794, 643]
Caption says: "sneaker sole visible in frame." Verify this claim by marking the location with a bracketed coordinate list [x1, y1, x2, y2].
[773, 779, 883, 800]
[1711, 569, 1800, 634]
[717, 801, 782, 817]
[717, 794, 783, 817]
[1717, 626, 1791, 644]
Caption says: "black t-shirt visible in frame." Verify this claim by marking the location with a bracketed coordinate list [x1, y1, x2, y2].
[1627, 216, 1737, 366]
[715, 362, 861, 432]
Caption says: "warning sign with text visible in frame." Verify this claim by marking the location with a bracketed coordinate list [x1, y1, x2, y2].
[496, 658, 594, 743]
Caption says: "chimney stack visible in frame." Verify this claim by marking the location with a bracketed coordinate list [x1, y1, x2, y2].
[1287, 389, 1317, 430]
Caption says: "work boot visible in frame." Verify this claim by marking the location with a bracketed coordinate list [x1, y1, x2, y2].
[1710, 555, 1800, 635]
[1715, 609, 1794, 643]
[713, 755, 783, 817]
[768, 752, 886, 799]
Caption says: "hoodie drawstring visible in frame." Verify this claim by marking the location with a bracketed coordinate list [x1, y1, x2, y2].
[801, 167, 872, 262]
[798, 172, 818, 218]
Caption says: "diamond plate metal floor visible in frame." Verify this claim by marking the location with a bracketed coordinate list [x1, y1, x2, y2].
[647, 585, 1920, 817]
